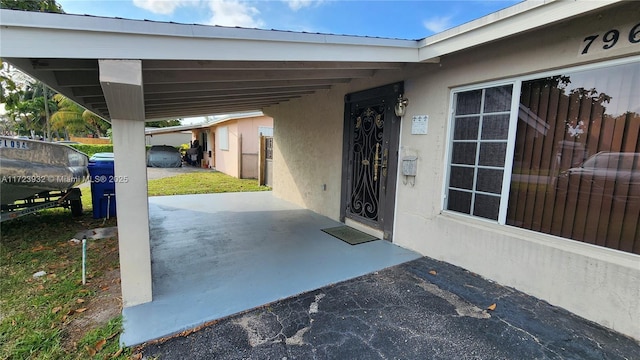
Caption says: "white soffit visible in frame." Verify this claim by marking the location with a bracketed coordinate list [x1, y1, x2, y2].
[418, 0, 622, 61]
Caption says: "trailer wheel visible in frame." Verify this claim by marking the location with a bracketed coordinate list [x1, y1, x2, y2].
[70, 199, 83, 217]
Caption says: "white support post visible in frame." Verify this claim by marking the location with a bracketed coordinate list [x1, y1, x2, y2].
[99, 60, 152, 307]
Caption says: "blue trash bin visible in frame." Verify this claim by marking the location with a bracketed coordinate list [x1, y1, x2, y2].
[88, 152, 116, 219]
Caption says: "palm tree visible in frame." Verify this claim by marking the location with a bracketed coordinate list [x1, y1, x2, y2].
[50, 94, 109, 139]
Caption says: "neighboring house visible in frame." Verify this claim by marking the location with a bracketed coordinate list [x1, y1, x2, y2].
[2, 1, 638, 341]
[190, 112, 273, 179]
[144, 127, 192, 147]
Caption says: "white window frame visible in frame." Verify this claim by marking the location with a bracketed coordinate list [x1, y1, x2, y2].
[442, 80, 517, 224]
[442, 55, 640, 225]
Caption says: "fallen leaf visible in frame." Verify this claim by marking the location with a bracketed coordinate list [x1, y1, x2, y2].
[112, 348, 123, 358]
[62, 315, 68, 322]
[76, 307, 88, 313]
[11, 320, 16, 326]
[76, 298, 86, 304]
[31, 245, 46, 252]
[50, 322, 56, 329]
[85, 345, 96, 356]
[131, 353, 142, 360]
[101, 286, 110, 291]
[94, 339, 106, 352]
[66, 309, 76, 316]
[52, 306, 62, 314]
[487, 303, 497, 311]
[428, 270, 437, 276]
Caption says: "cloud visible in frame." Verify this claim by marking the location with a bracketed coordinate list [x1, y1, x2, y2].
[285, 0, 323, 11]
[132, 0, 197, 15]
[207, 0, 264, 28]
[423, 15, 453, 33]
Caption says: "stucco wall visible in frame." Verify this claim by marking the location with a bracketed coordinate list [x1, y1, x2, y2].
[237, 116, 273, 154]
[265, 66, 432, 218]
[265, 3, 640, 340]
[214, 122, 240, 177]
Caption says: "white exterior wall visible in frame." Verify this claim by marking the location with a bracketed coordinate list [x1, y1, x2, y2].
[266, 3, 640, 340]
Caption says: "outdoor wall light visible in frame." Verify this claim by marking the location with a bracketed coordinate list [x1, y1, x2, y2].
[394, 94, 408, 117]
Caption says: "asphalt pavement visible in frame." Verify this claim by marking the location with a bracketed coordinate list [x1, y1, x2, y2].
[138, 257, 640, 359]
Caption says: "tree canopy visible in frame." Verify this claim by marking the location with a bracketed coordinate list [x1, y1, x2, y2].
[0, 0, 63, 13]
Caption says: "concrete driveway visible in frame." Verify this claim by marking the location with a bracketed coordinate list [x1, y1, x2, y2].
[145, 165, 215, 180]
[139, 256, 640, 359]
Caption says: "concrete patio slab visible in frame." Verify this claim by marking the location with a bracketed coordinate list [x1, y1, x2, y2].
[140, 256, 640, 359]
[120, 192, 421, 346]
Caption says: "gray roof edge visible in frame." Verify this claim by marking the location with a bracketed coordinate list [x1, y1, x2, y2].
[418, 0, 622, 47]
[0, 9, 418, 49]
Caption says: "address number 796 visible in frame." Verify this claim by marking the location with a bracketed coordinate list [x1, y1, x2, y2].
[581, 22, 640, 55]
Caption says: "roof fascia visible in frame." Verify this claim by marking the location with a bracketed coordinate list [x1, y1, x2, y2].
[417, 0, 622, 62]
[0, 9, 419, 62]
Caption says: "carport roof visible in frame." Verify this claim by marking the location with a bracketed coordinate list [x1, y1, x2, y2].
[0, 1, 619, 120]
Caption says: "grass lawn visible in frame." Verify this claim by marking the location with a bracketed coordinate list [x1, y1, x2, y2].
[1, 171, 268, 359]
[147, 172, 270, 196]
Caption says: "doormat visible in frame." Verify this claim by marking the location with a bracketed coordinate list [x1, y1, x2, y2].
[321, 225, 379, 245]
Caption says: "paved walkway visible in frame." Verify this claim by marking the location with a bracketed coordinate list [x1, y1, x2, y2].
[121, 192, 420, 346]
[139, 256, 640, 359]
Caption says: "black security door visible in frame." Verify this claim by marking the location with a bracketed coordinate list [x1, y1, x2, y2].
[341, 83, 403, 241]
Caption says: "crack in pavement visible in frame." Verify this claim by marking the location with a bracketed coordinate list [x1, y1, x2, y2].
[409, 273, 491, 319]
[236, 292, 327, 348]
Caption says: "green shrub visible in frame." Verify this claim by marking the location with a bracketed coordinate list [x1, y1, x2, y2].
[69, 144, 113, 158]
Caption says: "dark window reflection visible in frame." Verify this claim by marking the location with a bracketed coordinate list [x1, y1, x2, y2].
[507, 61, 640, 255]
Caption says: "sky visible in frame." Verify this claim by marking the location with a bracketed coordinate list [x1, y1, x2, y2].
[56, 0, 521, 40]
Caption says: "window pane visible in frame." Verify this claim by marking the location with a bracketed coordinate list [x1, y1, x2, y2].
[454, 116, 479, 140]
[476, 168, 503, 194]
[451, 143, 477, 165]
[507, 61, 640, 255]
[473, 194, 500, 220]
[449, 166, 474, 190]
[484, 85, 513, 113]
[447, 190, 472, 214]
[456, 90, 482, 115]
[478, 143, 507, 167]
[481, 114, 510, 140]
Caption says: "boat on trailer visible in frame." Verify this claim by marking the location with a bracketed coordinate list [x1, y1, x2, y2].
[0, 136, 89, 221]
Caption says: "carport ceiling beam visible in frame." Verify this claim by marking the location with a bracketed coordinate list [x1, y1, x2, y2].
[72, 79, 346, 97]
[55, 70, 99, 87]
[144, 88, 321, 101]
[145, 99, 285, 112]
[142, 69, 375, 84]
[142, 79, 350, 94]
[99, 60, 145, 121]
[146, 105, 281, 119]
[31, 59, 98, 71]
[144, 95, 299, 108]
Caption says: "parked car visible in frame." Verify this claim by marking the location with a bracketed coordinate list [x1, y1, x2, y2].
[146, 145, 182, 168]
[555, 151, 640, 204]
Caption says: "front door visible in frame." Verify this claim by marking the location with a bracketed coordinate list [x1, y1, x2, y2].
[341, 82, 403, 241]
